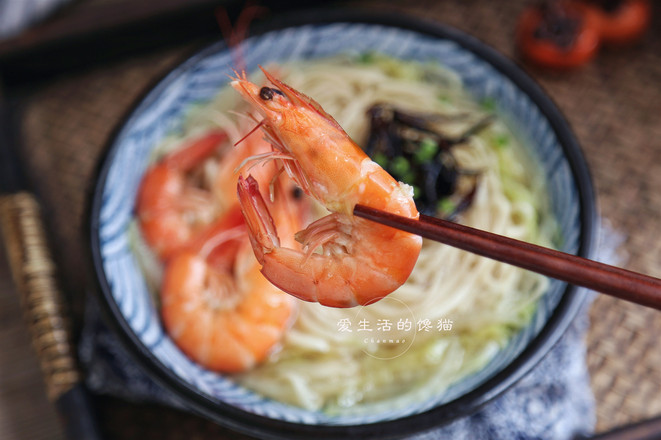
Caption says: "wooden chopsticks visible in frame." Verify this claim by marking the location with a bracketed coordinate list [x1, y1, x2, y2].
[353, 204, 661, 311]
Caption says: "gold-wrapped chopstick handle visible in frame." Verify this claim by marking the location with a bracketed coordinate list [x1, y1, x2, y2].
[0, 191, 80, 402]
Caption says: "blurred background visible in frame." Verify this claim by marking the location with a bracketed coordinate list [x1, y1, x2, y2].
[0, 0, 659, 439]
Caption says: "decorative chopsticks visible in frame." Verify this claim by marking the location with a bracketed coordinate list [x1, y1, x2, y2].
[353, 204, 661, 311]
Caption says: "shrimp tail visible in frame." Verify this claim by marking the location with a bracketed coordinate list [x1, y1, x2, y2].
[237, 174, 280, 263]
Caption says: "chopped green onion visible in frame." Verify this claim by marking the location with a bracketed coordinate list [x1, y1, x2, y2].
[494, 134, 509, 149]
[415, 138, 439, 163]
[438, 94, 451, 104]
[437, 198, 456, 215]
[391, 156, 411, 177]
[373, 152, 389, 168]
[481, 97, 496, 112]
[359, 52, 375, 64]
[400, 171, 416, 185]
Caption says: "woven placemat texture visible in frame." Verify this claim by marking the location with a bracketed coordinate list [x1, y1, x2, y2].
[16, 0, 661, 436]
[19, 47, 192, 317]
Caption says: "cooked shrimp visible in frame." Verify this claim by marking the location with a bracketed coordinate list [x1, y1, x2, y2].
[136, 129, 228, 260]
[136, 126, 274, 260]
[233, 68, 423, 308]
[161, 173, 307, 373]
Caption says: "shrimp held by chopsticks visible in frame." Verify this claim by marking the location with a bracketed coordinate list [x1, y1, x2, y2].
[233, 68, 423, 308]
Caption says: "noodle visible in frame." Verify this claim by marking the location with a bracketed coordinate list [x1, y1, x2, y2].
[133, 54, 558, 415]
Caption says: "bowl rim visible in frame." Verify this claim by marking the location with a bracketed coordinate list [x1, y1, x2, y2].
[88, 8, 597, 440]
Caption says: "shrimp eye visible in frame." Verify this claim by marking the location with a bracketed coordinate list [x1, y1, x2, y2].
[292, 186, 304, 199]
[259, 87, 274, 100]
[259, 87, 285, 101]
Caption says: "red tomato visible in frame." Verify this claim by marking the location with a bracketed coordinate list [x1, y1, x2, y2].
[517, 2, 601, 69]
[587, 0, 652, 45]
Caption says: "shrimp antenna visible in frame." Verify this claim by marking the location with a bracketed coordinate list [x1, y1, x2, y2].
[234, 119, 264, 147]
[227, 110, 254, 121]
[216, 2, 268, 73]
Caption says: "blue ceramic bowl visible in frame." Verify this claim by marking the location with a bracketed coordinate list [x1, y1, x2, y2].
[90, 11, 596, 439]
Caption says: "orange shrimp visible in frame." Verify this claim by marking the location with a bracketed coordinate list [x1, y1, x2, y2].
[136, 130, 228, 260]
[233, 68, 423, 308]
[161, 177, 307, 373]
[136, 126, 274, 260]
